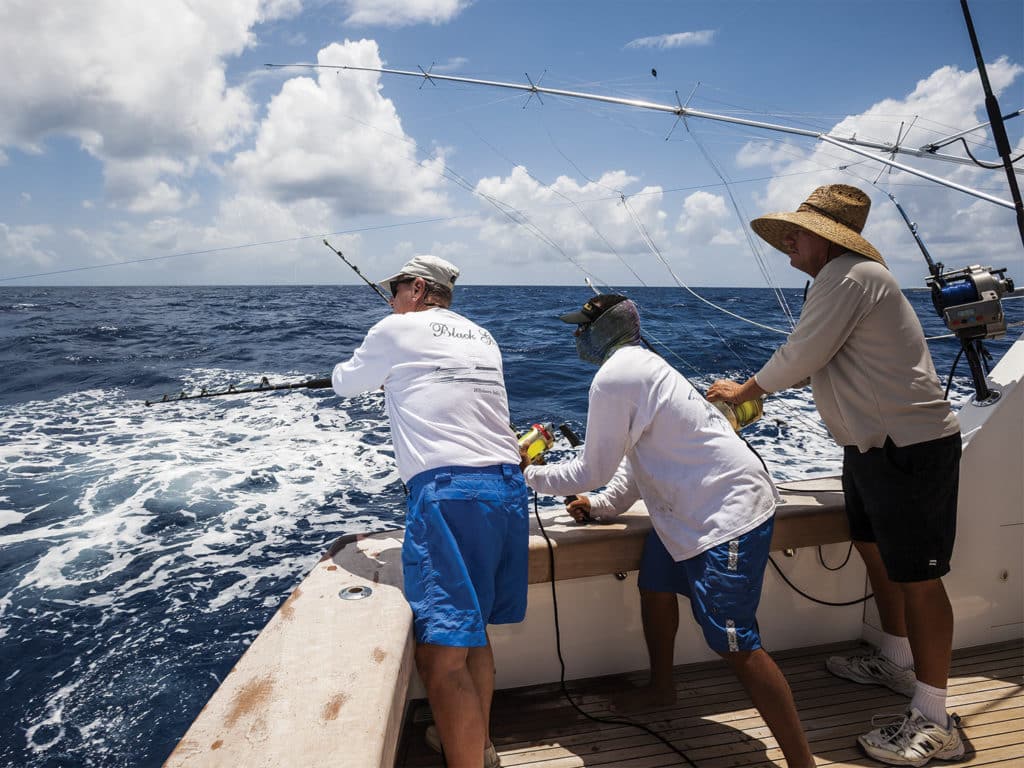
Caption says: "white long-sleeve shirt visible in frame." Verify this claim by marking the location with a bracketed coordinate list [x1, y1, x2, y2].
[524, 345, 776, 561]
[755, 253, 958, 451]
[332, 308, 520, 482]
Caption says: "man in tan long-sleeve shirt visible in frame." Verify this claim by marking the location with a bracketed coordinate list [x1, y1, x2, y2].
[708, 184, 964, 768]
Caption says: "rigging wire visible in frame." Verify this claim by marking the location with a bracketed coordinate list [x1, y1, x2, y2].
[536, 95, 799, 335]
[618, 193, 792, 335]
[679, 100, 797, 328]
[0, 217, 461, 283]
[435, 88, 649, 286]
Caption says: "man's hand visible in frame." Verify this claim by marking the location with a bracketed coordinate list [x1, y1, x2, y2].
[707, 377, 766, 404]
[565, 495, 593, 524]
[518, 445, 532, 472]
[706, 378, 743, 403]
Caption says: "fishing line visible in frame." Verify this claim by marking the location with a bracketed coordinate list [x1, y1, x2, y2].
[618, 192, 792, 335]
[315, 100, 608, 284]
[0, 217, 463, 283]
[701, 319, 833, 441]
[432, 87, 647, 286]
[531, 491, 700, 767]
[680, 108, 796, 328]
[538, 102, 803, 336]
[550, 124, 832, 439]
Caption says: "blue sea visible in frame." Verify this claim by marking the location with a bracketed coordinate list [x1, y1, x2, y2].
[1, 284, 1020, 767]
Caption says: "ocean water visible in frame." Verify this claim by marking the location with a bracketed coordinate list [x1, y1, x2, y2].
[0, 284, 1019, 767]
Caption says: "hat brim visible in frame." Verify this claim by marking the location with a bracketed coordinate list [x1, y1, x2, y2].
[377, 269, 409, 290]
[750, 211, 886, 268]
[559, 310, 592, 323]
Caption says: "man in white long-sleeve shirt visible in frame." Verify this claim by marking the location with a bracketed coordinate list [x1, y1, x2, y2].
[332, 255, 526, 768]
[522, 294, 814, 768]
[707, 185, 964, 767]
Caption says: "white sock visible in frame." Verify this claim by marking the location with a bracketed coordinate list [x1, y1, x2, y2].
[878, 631, 914, 669]
[911, 681, 949, 726]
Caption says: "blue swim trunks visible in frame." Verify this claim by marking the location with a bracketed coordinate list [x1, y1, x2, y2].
[402, 464, 529, 647]
[638, 517, 774, 653]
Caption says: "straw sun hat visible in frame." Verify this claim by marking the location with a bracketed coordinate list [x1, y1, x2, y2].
[750, 184, 886, 268]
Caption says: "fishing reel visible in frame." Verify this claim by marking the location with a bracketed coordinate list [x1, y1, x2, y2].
[927, 264, 1014, 341]
[926, 263, 1017, 405]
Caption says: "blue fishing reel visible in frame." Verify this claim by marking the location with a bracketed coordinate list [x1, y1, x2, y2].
[925, 263, 1017, 406]
[927, 264, 1014, 341]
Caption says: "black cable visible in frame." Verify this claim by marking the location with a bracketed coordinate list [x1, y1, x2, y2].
[767, 554, 873, 607]
[531, 491, 699, 768]
[817, 542, 854, 571]
[743, 441, 870, 604]
[958, 137, 1024, 169]
[944, 344, 965, 400]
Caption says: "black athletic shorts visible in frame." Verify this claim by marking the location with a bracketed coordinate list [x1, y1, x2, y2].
[842, 433, 961, 583]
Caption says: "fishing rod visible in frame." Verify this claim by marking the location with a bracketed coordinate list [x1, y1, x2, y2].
[145, 376, 331, 406]
[264, 62, 1016, 211]
[881, 187, 1016, 404]
[960, 0, 1024, 250]
[323, 238, 392, 305]
[883, 190, 943, 279]
[145, 247, 390, 406]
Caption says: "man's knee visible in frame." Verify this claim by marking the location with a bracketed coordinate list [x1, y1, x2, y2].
[717, 648, 758, 670]
[415, 643, 469, 684]
[898, 577, 950, 603]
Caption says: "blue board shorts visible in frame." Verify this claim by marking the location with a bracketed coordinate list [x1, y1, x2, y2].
[402, 464, 529, 647]
[638, 517, 774, 653]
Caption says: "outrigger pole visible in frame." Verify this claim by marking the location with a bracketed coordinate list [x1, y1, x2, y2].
[265, 62, 1017, 211]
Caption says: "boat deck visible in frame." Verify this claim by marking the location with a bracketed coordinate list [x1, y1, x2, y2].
[397, 638, 1023, 767]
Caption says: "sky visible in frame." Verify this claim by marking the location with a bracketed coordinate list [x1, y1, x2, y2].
[0, 0, 1022, 289]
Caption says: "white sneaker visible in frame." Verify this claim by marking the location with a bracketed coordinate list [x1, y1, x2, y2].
[425, 724, 501, 768]
[859, 708, 965, 766]
[826, 648, 917, 697]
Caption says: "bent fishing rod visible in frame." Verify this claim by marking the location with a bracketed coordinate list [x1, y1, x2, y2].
[145, 375, 332, 406]
[323, 238, 393, 305]
[144, 243, 390, 406]
[264, 62, 1018, 212]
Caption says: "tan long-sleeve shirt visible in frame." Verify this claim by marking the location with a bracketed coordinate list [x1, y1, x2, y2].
[754, 252, 959, 452]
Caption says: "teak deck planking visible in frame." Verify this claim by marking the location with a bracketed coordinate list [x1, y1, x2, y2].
[398, 639, 1024, 767]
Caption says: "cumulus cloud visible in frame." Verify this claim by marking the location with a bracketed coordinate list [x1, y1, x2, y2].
[0, 0, 300, 213]
[342, 0, 472, 27]
[230, 39, 450, 219]
[0, 223, 57, 274]
[736, 140, 807, 170]
[433, 57, 470, 73]
[676, 191, 740, 246]
[625, 31, 715, 50]
[468, 166, 670, 280]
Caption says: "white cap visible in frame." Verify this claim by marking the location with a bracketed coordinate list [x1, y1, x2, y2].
[379, 255, 459, 291]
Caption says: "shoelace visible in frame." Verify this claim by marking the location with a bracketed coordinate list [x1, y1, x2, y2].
[869, 710, 913, 742]
[854, 655, 887, 673]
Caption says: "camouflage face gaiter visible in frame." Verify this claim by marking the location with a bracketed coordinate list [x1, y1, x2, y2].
[575, 299, 641, 365]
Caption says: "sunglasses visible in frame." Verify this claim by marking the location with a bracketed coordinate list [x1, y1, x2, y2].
[389, 277, 415, 297]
